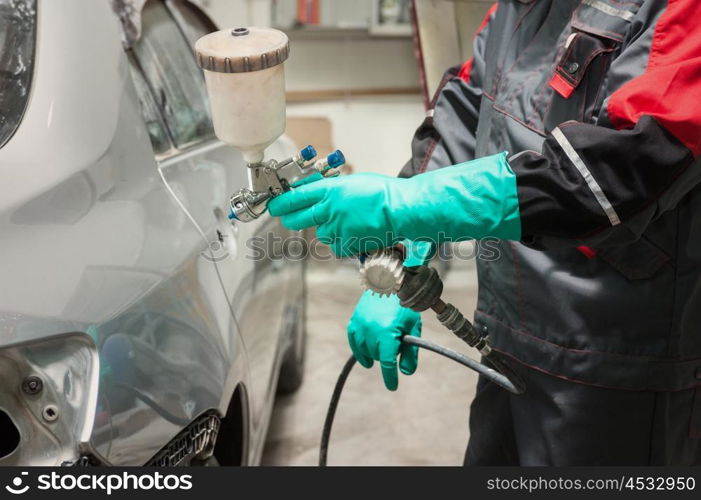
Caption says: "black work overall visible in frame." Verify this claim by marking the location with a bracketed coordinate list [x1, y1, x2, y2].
[401, 0, 701, 464]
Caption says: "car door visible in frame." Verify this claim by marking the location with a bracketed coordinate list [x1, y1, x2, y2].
[128, 0, 295, 434]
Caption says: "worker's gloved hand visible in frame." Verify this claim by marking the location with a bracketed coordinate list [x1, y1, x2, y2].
[268, 152, 521, 257]
[347, 291, 421, 391]
[346, 239, 431, 391]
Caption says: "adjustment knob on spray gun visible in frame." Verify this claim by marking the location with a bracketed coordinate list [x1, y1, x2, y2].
[299, 145, 317, 162]
[314, 150, 346, 178]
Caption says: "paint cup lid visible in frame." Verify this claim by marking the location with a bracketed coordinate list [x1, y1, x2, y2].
[195, 27, 289, 73]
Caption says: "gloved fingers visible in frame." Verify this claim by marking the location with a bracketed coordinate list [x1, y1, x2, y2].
[347, 327, 373, 368]
[399, 315, 421, 375]
[290, 172, 324, 188]
[329, 240, 353, 258]
[320, 222, 358, 257]
[267, 183, 327, 216]
[279, 210, 314, 231]
[378, 338, 400, 391]
[316, 225, 348, 257]
[315, 224, 332, 244]
[329, 238, 384, 259]
[399, 342, 419, 376]
[279, 202, 330, 231]
[402, 239, 436, 267]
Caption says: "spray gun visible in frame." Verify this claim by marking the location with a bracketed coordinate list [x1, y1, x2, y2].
[228, 146, 346, 222]
[195, 27, 346, 222]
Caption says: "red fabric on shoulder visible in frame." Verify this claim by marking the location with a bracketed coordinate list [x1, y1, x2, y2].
[608, 0, 701, 156]
[458, 59, 475, 82]
[458, 3, 498, 83]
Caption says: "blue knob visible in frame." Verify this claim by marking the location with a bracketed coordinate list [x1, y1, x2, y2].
[228, 207, 237, 220]
[300, 145, 317, 161]
[327, 150, 345, 169]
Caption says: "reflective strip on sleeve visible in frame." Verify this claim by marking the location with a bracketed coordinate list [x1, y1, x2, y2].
[551, 127, 622, 226]
[581, 0, 635, 21]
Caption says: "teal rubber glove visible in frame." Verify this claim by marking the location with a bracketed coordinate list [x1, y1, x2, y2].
[268, 152, 521, 257]
[347, 291, 421, 391]
[401, 239, 435, 267]
[347, 240, 431, 391]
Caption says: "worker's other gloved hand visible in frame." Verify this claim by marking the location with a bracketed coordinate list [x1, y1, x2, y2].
[347, 291, 421, 391]
[346, 240, 431, 390]
[267, 152, 521, 257]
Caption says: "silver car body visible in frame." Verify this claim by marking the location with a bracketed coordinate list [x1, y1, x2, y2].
[0, 0, 303, 466]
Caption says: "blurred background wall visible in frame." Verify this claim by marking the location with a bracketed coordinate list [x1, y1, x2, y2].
[190, 0, 493, 176]
[192, 0, 492, 100]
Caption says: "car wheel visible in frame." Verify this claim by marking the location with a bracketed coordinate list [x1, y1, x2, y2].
[277, 291, 307, 395]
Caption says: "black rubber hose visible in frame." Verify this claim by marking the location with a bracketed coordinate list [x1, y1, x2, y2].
[482, 351, 527, 395]
[319, 355, 357, 467]
[403, 336, 522, 394]
[318, 336, 523, 466]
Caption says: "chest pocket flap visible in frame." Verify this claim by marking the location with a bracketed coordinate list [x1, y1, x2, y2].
[549, 0, 644, 99]
[542, 0, 644, 130]
[549, 30, 617, 99]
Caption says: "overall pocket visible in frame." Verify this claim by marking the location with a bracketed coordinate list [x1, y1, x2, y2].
[493, 0, 642, 135]
[596, 235, 671, 281]
[540, 0, 644, 131]
[542, 26, 619, 130]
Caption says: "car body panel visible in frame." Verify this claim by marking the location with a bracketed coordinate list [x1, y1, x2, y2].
[0, 0, 302, 466]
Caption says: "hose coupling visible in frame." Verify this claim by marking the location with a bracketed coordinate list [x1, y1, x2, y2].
[436, 303, 491, 355]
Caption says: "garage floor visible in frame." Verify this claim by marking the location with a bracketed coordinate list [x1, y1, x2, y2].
[262, 255, 479, 466]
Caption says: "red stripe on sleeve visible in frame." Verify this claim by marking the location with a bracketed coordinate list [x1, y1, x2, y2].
[608, 0, 701, 156]
[458, 3, 498, 83]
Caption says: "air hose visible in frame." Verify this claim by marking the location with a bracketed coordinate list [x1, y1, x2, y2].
[319, 248, 526, 466]
[319, 337, 522, 466]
